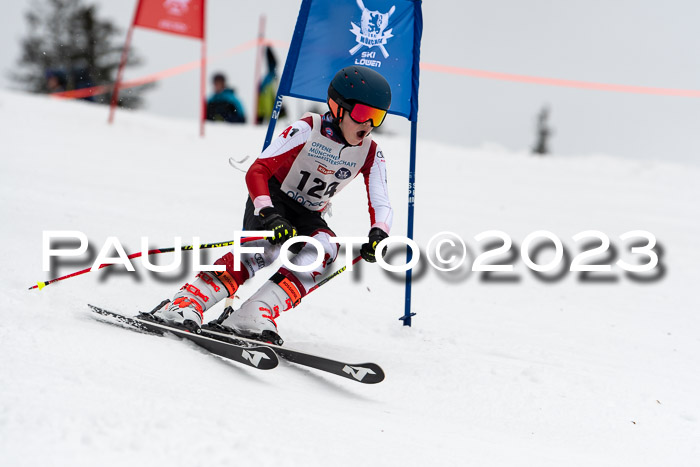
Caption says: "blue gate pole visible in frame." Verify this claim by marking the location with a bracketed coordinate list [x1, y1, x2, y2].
[400, 119, 418, 326]
[262, 93, 285, 151]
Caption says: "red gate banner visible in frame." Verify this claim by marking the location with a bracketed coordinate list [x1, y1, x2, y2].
[134, 0, 205, 39]
[110, 0, 207, 136]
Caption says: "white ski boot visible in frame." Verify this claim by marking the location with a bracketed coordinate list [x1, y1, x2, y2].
[157, 272, 235, 330]
[221, 275, 302, 345]
[159, 296, 205, 331]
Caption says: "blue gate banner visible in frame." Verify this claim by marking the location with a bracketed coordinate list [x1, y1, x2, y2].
[280, 0, 422, 121]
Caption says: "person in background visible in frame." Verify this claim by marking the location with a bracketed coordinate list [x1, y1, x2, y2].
[71, 67, 95, 101]
[206, 72, 246, 124]
[45, 70, 67, 93]
[256, 47, 286, 124]
[532, 106, 553, 156]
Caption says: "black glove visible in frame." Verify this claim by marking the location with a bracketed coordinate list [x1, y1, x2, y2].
[259, 207, 297, 245]
[361, 227, 388, 263]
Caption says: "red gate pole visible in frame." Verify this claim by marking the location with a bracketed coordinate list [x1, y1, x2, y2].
[109, 0, 142, 124]
[199, 0, 207, 137]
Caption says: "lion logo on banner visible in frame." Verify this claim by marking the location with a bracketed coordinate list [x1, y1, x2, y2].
[163, 0, 190, 17]
[349, 0, 396, 59]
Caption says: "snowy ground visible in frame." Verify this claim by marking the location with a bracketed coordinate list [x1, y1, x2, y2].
[1, 90, 699, 466]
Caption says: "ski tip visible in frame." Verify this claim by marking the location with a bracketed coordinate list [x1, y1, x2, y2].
[342, 363, 385, 384]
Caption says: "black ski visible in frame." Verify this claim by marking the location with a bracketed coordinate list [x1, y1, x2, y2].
[88, 304, 278, 370]
[201, 323, 385, 384]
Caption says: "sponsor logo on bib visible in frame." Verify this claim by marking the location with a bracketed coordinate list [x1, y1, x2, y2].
[317, 165, 335, 175]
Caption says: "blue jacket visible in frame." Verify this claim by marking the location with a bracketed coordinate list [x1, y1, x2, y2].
[207, 88, 246, 123]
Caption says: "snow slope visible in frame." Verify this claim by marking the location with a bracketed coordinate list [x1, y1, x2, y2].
[1, 90, 699, 466]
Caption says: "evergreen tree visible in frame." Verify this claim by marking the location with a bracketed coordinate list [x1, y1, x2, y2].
[13, 0, 151, 107]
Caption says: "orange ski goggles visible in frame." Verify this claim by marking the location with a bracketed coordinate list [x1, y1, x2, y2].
[329, 99, 388, 127]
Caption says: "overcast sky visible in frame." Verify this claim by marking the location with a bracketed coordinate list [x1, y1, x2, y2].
[2, 0, 698, 164]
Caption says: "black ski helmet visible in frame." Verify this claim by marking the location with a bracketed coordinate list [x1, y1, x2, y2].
[327, 66, 391, 122]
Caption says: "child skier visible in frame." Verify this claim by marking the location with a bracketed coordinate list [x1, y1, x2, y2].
[157, 65, 393, 345]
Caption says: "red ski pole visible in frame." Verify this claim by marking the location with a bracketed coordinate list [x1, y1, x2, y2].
[29, 237, 263, 291]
